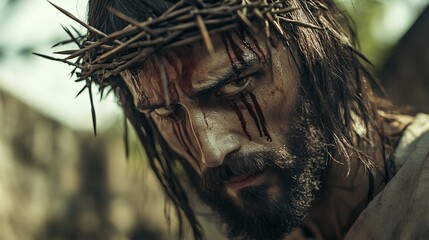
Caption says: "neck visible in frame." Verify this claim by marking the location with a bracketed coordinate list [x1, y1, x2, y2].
[283, 113, 412, 240]
[300, 129, 388, 239]
[301, 157, 373, 238]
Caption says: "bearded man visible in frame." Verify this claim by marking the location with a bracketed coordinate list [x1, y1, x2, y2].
[48, 0, 429, 239]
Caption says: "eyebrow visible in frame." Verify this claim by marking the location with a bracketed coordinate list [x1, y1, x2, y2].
[139, 55, 260, 111]
[189, 56, 260, 98]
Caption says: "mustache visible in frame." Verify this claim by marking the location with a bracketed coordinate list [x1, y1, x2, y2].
[202, 151, 281, 190]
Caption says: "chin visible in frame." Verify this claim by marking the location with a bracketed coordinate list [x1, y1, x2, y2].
[192, 100, 328, 239]
[197, 164, 324, 240]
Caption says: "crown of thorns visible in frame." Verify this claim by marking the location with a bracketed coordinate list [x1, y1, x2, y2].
[38, 0, 321, 133]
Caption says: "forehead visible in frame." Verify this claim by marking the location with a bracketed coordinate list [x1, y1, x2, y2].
[121, 30, 269, 109]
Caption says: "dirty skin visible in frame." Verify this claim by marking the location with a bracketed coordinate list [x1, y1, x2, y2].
[223, 31, 272, 141]
[153, 30, 273, 166]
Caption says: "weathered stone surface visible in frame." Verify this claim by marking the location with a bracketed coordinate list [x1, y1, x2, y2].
[0, 89, 167, 240]
[0, 88, 225, 240]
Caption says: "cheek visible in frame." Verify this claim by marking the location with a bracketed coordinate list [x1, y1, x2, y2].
[155, 119, 183, 153]
[271, 82, 299, 124]
[154, 117, 203, 173]
[258, 57, 300, 141]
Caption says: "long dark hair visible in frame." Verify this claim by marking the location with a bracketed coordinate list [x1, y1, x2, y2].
[87, 0, 392, 239]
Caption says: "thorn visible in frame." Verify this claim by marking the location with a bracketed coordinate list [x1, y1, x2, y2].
[105, 87, 115, 98]
[155, 53, 171, 107]
[99, 87, 105, 101]
[196, 15, 214, 54]
[48, 1, 110, 39]
[87, 83, 97, 136]
[70, 25, 85, 38]
[53, 50, 79, 55]
[75, 84, 87, 98]
[94, 31, 146, 63]
[266, 12, 284, 35]
[61, 25, 82, 48]
[33, 52, 82, 68]
[52, 39, 75, 48]
[123, 115, 129, 158]
[107, 6, 158, 37]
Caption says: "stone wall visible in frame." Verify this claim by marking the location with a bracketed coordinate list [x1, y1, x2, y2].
[0, 89, 169, 240]
[0, 88, 225, 240]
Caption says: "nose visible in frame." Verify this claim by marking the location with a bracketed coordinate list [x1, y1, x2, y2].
[181, 104, 241, 167]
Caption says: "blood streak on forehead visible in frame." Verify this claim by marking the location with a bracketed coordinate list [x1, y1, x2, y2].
[122, 30, 268, 110]
[172, 30, 266, 92]
[122, 56, 179, 110]
[164, 47, 197, 95]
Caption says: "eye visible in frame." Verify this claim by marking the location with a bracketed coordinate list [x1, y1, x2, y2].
[154, 107, 175, 117]
[151, 104, 180, 120]
[215, 76, 252, 98]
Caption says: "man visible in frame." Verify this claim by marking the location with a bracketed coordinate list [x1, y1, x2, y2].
[49, 0, 429, 239]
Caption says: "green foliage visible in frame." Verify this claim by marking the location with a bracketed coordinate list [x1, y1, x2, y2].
[338, 0, 386, 65]
[336, 0, 428, 67]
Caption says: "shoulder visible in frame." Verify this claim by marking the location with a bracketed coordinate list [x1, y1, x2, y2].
[346, 113, 429, 240]
[394, 113, 429, 168]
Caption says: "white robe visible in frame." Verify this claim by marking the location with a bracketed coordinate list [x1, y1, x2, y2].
[346, 113, 429, 239]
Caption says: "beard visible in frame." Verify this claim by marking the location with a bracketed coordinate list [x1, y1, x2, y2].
[189, 100, 328, 240]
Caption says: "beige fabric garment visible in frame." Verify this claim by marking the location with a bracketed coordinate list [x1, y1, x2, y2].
[345, 113, 429, 239]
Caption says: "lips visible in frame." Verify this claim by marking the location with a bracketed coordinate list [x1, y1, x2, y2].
[202, 159, 269, 191]
[225, 171, 264, 191]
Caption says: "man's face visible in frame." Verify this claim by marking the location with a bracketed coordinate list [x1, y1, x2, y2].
[121, 30, 327, 239]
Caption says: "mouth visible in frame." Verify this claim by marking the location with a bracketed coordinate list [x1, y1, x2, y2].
[225, 170, 266, 192]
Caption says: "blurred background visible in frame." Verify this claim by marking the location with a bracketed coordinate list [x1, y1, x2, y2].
[0, 0, 428, 239]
